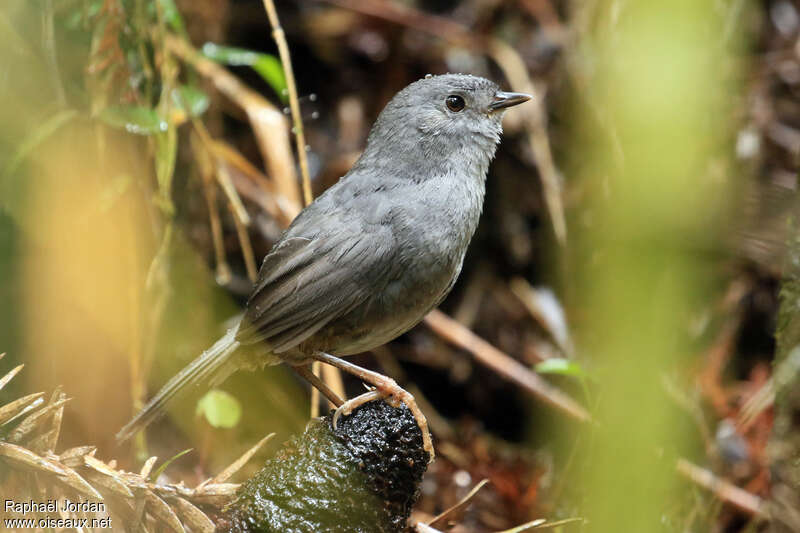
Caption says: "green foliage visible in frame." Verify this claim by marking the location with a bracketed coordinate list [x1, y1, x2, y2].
[171, 85, 210, 118]
[534, 358, 586, 378]
[201, 43, 287, 100]
[196, 389, 242, 428]
[150, 448, 193, 482]
[98, 106, 167, 135]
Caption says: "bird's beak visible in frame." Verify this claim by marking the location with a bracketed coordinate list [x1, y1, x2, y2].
[489, 91, 532, 111]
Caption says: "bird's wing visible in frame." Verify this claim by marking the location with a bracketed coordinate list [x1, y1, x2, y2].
[236, 221, 397, 353]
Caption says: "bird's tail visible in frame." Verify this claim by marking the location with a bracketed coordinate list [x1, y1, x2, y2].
[116, 325, 241, 443]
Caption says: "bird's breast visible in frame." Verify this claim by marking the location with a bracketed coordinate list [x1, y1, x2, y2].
[310, 176, 484, 356]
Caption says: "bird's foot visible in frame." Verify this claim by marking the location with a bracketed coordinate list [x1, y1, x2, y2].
[331, 375, 434, 463]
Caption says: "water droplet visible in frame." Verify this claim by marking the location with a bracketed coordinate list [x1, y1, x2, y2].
[311, 111, 319, 120]
[304, 145, 311, 152]
[291, 127, 298, 134]
[283, 107, 290, 114]
[282, 88, 288, 96]
[424, 73, 433, 79]
[309, 93, 317, 102]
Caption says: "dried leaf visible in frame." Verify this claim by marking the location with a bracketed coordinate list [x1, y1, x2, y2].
[58, 446, 96, 468]
[168, 497, 215, 533]
[144, 490, 186, 533]
[26, 428, 58, 454]
[0, 442, 102, 499]
[0, 392, 45, 425]
[8, 398, 70, 443]
[45, 389, 65, 451]
[0, 364, 23, 391]
[191, 482, 239, 505]
[84, 469, 135, 499]
[140, 456, 158, 478]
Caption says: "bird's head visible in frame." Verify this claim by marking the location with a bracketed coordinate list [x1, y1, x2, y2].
[359, 73, 531, 177]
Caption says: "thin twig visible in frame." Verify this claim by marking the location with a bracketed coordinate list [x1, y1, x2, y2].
[676, 458, 767, 517]
[261, 1, 346, 415]
[427, 479, 489, 529]
[261, 0, 313, 206]
[192, 124, 232, 284]
[424, 310, 590, 422]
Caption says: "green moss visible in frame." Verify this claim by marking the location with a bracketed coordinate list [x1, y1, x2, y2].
[221, 401, 427, 533]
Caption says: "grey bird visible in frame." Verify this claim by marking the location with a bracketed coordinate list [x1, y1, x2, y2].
[116, 73, 530, 460]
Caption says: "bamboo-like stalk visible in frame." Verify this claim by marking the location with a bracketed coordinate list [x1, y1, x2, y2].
[260, 0, 313, 207]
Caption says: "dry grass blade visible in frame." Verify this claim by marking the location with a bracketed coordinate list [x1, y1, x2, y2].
[427, 478, 489, 529]
[192, 482, 239, 505]
[0, 363, 23, 391]
[510, 277, 572, 356]
[191, 128, 231, 284]
[168, 497, 216, 533]
[495, 518, 585, 532]
[7, 397, 70, 443]
[0, 442, 103, 499]
[84, 468, 136, 498]
[57, 445, 97, 468]
[0, 392, 45, 425]
[424, 310, 590, 422]
[416, 524, 444, 533]
[45, 388, 65, 451]
[140, 455, 158, 479]
[216, 163, 251, 226]
[211, 433, 275, 484]
[0, 441, 65, 475]
[26, 428, 58, 454]
[144, 490, 186, 533]
[84, 455, 136, 498]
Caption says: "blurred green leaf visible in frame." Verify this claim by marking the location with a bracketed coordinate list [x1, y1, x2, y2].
[201, 42, 286, 100]
[170, 85, 210, 121]
[156, 0, 186, 34]
[149, 448, 193, 482]
[534, 358, 586, 378]
[196, 389, 242, 428]
[98, 106, 168, 135]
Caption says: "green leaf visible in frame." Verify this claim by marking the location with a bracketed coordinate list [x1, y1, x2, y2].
[170, 85, 210, 121]
[196, 389, 242, 428]
[98, 106, 168, 135]
[156, 0, 186, 34]
[534, 358, 586, 378]
[201, 43, 287, 100]
[149, 448, 193, 482]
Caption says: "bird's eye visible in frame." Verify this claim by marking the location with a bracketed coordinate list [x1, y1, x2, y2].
[445, 95, 465, 112]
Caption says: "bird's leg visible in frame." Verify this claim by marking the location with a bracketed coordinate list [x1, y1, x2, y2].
[311, 352, 434, 462]
[293, 364, 345, 408]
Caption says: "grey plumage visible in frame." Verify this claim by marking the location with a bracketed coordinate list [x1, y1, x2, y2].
[117, 74, 530, 443]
